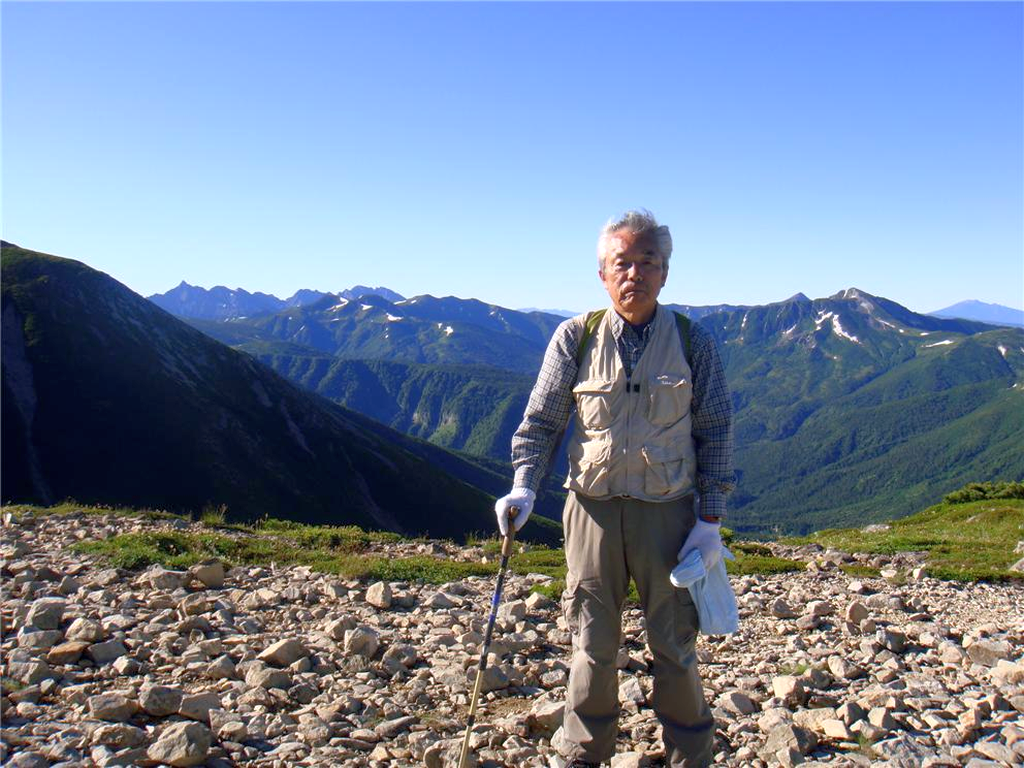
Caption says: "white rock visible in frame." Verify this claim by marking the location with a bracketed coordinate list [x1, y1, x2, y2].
[344, 626, 380, 658]
[147, 721, 212, 767]
[366, 581, 393, 609]
[139, 684, 183, 717]
[88, 692, 138, 722]
[258, 637, 308, 667]
[26, 598, 65, 630]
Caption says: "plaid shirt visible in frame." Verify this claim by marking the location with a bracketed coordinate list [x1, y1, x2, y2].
[511, 304, 735, 519]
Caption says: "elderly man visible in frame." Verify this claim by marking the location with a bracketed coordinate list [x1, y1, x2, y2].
[494, 210, 735, 768]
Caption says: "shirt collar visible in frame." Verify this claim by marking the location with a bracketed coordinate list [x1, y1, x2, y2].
[609, 303, 660, 341]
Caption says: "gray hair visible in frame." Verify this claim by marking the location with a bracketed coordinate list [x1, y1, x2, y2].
[597, 208, 673, 274]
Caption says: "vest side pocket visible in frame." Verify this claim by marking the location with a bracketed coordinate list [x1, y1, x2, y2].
[642, 443, 689, 496]
[647, 375, 691, 427]
[572, 379, 616, 430]
[569, 437, 611, 497]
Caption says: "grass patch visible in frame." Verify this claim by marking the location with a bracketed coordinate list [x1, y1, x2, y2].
[778, 662, 810, 676]
[726, 554, 805, 576]
[200, 504, 228, 527]
[530, 579, 565, 601]
[2, 501, 184, 523]
[787, 496, 1024, 583]
[14, 502, 819, 588]
[730, 541, 773, 557]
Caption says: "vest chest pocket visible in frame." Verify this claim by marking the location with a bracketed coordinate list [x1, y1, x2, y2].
[648, 374, 691, 427]
[573, 379, 615, 430]
[642, 443, 690, 497]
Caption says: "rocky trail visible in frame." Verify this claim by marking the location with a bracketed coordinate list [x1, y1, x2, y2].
[2, 511, 1023, 767]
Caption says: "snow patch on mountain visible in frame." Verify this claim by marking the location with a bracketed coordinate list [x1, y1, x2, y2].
[386, 314, 403, 322]
[815, 311, 861, 343]
[831, 316, 861, 344]
[924, 340, 955, 348]
[998, 345, 1008, 358]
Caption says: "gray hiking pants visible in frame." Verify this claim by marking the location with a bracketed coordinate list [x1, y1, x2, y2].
[560, 491, 714, 767]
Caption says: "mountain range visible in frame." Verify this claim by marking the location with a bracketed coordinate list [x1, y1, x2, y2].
[4, 243, 1022, 539]
[0, 242, 560, 543]
[147, 282, 405, 321]
[168, 286, 1023, 536]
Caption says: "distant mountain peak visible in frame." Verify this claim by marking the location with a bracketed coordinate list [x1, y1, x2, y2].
[339, 285, 405, 303]
[930, 299, 1024, 328]
[830, 287, 875, 302]
[784, 293, 811, 303]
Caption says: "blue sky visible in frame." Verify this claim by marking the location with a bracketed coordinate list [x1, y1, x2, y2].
[3, 1, 1022, 314]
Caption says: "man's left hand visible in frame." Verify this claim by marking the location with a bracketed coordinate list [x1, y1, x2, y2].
[678, 519, 724, 571]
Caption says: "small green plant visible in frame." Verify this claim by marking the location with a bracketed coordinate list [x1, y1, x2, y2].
[1, 676, 26, 694]
[200, 503, 228, 527]
[778, 662, 810, 676]
[856, 732, 879, 758]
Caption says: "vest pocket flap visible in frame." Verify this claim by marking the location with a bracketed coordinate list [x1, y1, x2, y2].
[650, 374, 688, 388]
[642, 443, 687, 465]
[572, 379, 615, 395]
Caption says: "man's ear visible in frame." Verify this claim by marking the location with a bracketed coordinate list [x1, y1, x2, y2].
[661, 265, 669, 287]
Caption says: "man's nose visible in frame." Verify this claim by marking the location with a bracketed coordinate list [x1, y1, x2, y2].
[626, 262, 643, 278]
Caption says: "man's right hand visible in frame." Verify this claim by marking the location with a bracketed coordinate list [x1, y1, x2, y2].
[494, 488, 536, 535]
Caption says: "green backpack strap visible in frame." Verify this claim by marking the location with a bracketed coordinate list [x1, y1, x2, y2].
[674, 311, 692, 367]
[575, 309, 607, 367]
[576, 308, 691, 367]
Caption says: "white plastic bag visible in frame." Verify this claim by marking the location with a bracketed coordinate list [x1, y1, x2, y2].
[669, 547, 740, 635]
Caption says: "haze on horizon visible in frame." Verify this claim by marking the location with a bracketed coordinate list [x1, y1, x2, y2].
[2, 2, 1022, 316]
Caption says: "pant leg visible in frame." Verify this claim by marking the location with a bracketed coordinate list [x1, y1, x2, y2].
[622, 495, 714, 768]
[561, 492, 630, 764]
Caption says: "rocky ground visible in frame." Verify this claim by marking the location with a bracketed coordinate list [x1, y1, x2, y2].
[2, 511, 1023, 768]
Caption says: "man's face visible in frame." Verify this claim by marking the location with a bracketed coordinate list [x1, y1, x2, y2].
[599, 229, 668, 323]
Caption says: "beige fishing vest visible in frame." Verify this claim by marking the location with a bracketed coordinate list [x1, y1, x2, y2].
[564, 307, 697, 501]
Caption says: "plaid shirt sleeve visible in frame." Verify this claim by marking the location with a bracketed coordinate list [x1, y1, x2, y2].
[511, 317, 582, 492]
[689, 322, 736, 520]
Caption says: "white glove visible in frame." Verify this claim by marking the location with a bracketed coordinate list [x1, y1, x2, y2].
[494, 487, 536, 535]
[678, 519, 724, 571]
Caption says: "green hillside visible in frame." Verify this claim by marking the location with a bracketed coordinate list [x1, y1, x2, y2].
[701, 292, 1024, 535]
[251, 353, 534, 460]
[788, 482, 1024, 582]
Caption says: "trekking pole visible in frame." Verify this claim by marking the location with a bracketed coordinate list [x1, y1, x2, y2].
[458, 507, 518, 768]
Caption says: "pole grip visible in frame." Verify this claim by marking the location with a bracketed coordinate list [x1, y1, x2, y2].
[502, 505, 518, 557]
